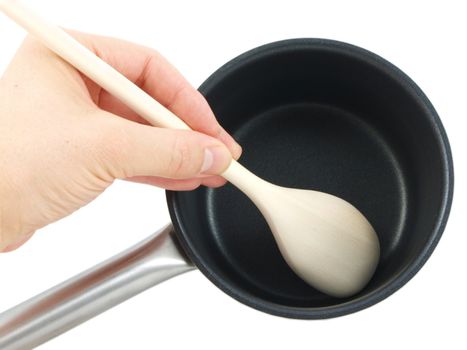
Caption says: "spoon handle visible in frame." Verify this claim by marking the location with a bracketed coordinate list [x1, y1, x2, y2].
[1, 0, 258, 184]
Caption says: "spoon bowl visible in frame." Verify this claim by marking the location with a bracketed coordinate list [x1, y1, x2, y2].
[262, 187, 379, 298]
[223, 161, 380, 297]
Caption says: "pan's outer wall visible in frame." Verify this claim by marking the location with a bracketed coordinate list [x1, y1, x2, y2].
[166, 39, 454, 319]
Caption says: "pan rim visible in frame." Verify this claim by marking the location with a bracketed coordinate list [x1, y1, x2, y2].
[167, 38, 454, 319]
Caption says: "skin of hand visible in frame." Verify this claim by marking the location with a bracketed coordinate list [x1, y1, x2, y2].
[0, 31, 242, 252]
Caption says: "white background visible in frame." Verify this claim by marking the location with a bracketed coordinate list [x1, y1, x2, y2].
[1, 0, 466, 349]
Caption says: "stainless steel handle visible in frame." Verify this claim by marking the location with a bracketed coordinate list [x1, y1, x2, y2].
[0, 223, 194, 350]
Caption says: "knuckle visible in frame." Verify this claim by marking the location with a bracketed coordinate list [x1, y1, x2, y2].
[22, 35, 41, 49]
[22, 35, 52, 56]
[166, 84, 185, 110]
[167, 137, 195, 178]
[90, 119, 130, 179]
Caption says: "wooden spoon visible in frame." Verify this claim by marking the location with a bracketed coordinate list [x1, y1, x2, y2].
[0, 0, 380, 298]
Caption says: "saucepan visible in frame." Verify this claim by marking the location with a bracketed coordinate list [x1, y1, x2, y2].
[0, 39, 453, 349]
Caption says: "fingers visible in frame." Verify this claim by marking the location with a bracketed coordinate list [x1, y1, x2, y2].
[127, 174, 227, 191]
[68, 31, 242, 159]
[127, 176, 203, 191]
[201, 176, 228, 188]
[95, 114, 232, 180]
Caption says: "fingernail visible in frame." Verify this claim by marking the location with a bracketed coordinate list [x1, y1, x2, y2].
[232, 142, 243, 160]
[218, 128, 242, 160]
[201, 146, 231, 175]
[201, 148, 214, 173]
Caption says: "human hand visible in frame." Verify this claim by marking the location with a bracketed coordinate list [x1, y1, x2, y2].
[0, 31, 241, 252]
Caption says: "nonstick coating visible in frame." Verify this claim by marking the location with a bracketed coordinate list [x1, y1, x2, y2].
[167, 39, 453, 318]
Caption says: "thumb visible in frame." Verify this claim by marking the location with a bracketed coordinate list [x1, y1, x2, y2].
[96, 117, 232, 180]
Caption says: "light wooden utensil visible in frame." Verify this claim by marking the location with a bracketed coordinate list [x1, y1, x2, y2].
[0, 0, 380, 297]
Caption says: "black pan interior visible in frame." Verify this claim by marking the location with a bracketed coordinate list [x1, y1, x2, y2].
[168, 39, 453, 318]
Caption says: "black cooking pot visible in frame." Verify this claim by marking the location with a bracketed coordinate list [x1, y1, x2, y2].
[0, 38, 454, 350]
[168, 38, 453, 318]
